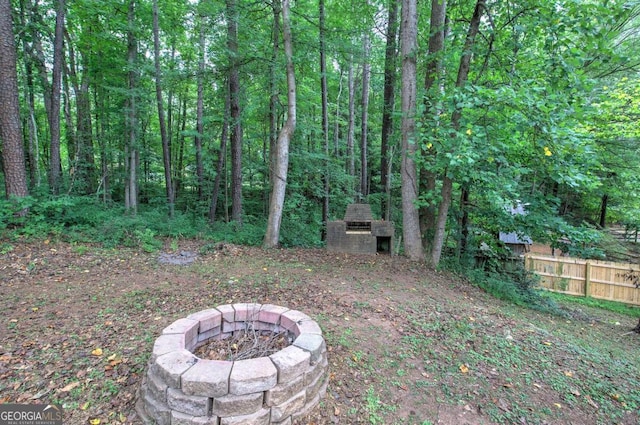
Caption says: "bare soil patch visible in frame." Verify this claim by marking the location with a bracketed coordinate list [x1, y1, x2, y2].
[0, 239, 638, 425]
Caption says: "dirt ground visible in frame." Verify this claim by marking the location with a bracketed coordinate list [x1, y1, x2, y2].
[0, 239, 638, 425]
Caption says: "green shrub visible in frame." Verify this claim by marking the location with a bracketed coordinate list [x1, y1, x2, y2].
[464, 265, 563, 315]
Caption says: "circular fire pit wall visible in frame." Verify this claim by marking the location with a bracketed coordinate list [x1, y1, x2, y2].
[136, 303, 328, 425]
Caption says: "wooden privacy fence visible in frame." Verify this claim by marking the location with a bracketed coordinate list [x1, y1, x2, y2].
[524, 254, 640, 306]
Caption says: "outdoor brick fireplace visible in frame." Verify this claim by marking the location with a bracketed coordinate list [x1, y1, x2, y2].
[327, 204, 394, 255]
[136, 303, 328, 425]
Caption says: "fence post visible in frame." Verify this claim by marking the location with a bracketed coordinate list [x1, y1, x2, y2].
[584, 261, 591, 298]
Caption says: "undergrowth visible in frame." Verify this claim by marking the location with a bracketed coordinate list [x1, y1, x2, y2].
[0, 195, 322, 250]
[462, 264, 565, 316]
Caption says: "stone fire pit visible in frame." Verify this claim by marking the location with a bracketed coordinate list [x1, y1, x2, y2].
[136, 303, 328, 425]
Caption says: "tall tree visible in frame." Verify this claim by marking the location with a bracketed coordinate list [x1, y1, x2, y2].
[346, 56, 356, 181]
[264, 0, 296, 248]
[380, 0, 399, 221]
[429, 0, 485, 267]
[227, 0, 243, 223]
[319, 0, 330, 240]
[195, 8, 206, 201]
[152, 0, 174, 217]
[0, 0, 29, 200]
[359, 31, 371, 199]
[48, 0, 65, 194]
[209, 82, 231, 223]
[419, 0, 447, 250]
[65, 30, 96, 195]
[267, 0, 280, 212]
[125, 0, 138, 214]
[400, 0, 423, 260]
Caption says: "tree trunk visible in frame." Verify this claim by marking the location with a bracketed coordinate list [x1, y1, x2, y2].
[400, 0, 423, 260]
[173, 97, 187, 200]
[319, 0, 329, 241]
[459, 185, 470, 258]
[360, 32, 371, 199]
[267, 1, 280, 214]
[227, 0, 243, 223]
[264, 0, 296, 248]
[195, 11, 205, 201]
[209, 83, 230, 223]
[125, 0, 138, 214]
[152, 0, 174, 217]
[49, 0, 65, 194]
[0, 0, 29, 200]
[381, 0, 399, 221]
[347, 57, 356, 181]
[430, 0, 485, 268]
[598, 193, 608, 228]
[420, 0, 446, 250]
[75, 72, 96, 195]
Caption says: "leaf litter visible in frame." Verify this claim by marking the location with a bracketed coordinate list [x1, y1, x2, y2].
[0, 240, 639, 424]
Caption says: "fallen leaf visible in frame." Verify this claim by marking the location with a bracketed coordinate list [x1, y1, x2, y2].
[585, 395, 599, 408]
[59, 381, 80, 392]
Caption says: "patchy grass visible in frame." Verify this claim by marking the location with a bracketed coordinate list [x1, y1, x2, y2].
[0, 240, 638, 424]
[544, 291, 640, 319]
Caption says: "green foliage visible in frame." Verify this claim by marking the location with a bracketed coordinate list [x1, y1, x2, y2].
[464, 265, 563, 315]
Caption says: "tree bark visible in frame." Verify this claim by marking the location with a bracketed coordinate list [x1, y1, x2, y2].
[64, 29, 95, 194]
[49, 0, 65, 194]
[0, 0, 29, 200]
[360, 32, 371, 199]
[267, 0, 280, 214]
[319, 0, 330, 241]
[381, 0, 399, 221]
[347, 57, 356, 181]
[227, 0, 243, 223]
[420, 0, 447, 250]
[195, 11, 205, 201]
[125, 0, 138, 214]
[599, 193, 608, 228]
[152, 0, 174, 217]
[209, 82, 230, 223]
[400, 0, 424, 260]
[263, 0, 296, 248]
[430, 0, 485, 267]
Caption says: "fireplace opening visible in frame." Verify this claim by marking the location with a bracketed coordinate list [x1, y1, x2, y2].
[376, 236, 392, 254]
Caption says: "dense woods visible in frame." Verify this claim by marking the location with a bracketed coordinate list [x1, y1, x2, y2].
[1, 0, 639, 265]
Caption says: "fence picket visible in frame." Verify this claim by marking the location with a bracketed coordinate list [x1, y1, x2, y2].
[525, 254, 640, 306]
